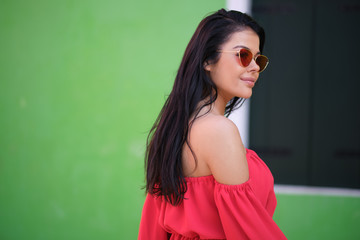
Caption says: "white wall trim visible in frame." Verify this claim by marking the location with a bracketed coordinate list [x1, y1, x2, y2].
[226, 0, 252, 14]
[275, 184, 360, 197]
[226, 0, 252, 148]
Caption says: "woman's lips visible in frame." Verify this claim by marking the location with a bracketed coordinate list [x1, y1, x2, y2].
[240, 77, 256, 87]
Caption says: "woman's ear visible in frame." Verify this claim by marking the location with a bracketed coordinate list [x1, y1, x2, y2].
[203, 61, 211, 71]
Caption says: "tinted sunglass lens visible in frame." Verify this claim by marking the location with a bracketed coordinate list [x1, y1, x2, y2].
[256, 55, 269, 72]
[239, 49, 252, 67]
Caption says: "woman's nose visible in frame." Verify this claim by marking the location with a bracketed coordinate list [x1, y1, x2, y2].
[248, 58, 260, 72]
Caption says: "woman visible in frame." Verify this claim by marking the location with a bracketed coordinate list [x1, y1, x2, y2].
[138, 9, 287, 240]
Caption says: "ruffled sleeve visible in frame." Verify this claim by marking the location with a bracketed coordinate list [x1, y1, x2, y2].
[214, 179, 287, 240]
[138, 193, 168, 240]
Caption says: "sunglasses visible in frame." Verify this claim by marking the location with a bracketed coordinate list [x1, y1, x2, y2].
[218, 48, 269, 73]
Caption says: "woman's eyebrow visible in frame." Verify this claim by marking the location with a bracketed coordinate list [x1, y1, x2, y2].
[232, 45, 248, 50]
[232, 45, 261, 55]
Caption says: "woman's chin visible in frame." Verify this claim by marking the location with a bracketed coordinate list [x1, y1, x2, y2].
[237, 91, 253, 99]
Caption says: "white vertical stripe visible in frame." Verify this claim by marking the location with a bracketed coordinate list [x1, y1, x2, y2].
[226, 0, 252, 148]
[226, 0, 252, 13]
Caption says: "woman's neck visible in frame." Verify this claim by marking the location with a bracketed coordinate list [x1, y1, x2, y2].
[211, 95, 228, 116]
[194, 94, 228, 118]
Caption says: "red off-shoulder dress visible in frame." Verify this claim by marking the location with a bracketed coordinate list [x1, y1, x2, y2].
[138, 149, 287, 240]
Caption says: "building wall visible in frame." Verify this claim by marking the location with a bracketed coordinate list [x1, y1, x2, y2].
[0, 1, 225, 239]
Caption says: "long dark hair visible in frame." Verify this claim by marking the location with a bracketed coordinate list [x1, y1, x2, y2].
[145, 9, 265, 205]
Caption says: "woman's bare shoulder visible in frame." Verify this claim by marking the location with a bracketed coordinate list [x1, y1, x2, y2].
[190, 114, 241, 144]
[190, 114, 249, 184]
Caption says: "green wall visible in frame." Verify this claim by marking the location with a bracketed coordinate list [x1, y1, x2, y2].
[0, 0, 224, 239]
[275, 194, 360, 239]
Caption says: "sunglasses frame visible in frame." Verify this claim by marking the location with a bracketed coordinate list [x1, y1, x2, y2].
[217, 48, 269, 73]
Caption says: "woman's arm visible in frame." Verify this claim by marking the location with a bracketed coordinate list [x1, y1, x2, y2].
[193, 115, 249, 185]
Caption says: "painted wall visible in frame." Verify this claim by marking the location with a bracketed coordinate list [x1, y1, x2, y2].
[0, 0, 224, 239]
[275, 194, 360, 239]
